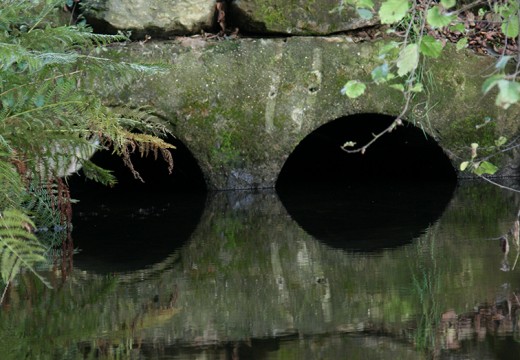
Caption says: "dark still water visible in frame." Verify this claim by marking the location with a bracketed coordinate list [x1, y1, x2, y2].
[2, 180, 520, 359]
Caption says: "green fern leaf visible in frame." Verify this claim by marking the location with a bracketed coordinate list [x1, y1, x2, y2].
[0, 209, 50, 287]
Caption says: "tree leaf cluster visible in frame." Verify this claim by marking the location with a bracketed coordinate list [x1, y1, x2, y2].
[339, 0, 519, 110]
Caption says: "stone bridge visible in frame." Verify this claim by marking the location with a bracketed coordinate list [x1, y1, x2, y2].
[106, 36, 519, 190]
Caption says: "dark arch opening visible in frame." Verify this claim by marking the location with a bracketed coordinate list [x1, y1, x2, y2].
[68, 136, 207, 273]
[276, 113, 457, 251]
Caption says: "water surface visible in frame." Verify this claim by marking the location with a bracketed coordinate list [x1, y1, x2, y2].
[2, 180, 520, 359]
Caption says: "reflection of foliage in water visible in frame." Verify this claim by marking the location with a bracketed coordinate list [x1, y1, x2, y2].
[0, 266, 181, 359]
[405, 181, 520, 356]
[409, 225, 444, 353]
[444, 181, 519, 239]
[1, 183, 520, 358]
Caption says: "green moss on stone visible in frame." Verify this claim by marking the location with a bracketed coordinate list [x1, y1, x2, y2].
[258, 2, 290, 30]
[447, 115, 496, 146]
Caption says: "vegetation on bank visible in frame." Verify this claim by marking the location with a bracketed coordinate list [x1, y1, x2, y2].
[0, 0, 174, 302]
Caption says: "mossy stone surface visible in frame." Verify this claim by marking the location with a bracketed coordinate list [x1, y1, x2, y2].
[105, 37, 520, 189]
[233, 0, 380, 35]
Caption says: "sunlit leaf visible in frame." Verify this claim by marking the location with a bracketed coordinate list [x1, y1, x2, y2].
[357, 0, 375, 9]
[474, 161, 498, 175]
[495, 136, 507, 147]
[379, 0, 410, 24]
[341, 80, 366, 98]
[441, 0, 456, 9]
[343, 141, 357, 147]
[471, 143, 478, 159]
[409, 82, 423, 92]
[419, 35, 443, 58]
[460, 161, 469, 171]
[495, 80, 520, 109]
[426, 6, 456, 28]
[396, 43, 419, 76]
[390, 83, 405, 92]
[456, 37, 468, 51]
[502, 15, 519, 38]
[450, 23, 466, 33]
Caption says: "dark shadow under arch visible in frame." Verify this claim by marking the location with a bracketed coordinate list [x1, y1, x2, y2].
[276, 113, 457, 251]
[68, 136, 207, 273]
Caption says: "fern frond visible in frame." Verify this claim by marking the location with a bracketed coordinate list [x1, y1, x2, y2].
[23, 181, 61, 230]
[80, 160, 117, 186]
[0, 209, 50, 287]
[0, 160, 26, 210]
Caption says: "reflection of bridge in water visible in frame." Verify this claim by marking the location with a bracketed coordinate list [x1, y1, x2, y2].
[21, 182, 510, 358]
[3, 180, 520, 358]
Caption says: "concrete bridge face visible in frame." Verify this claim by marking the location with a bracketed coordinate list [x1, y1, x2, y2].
[111, 36, 520, 190]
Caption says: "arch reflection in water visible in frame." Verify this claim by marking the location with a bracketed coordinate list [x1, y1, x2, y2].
[277, 113, 457, 250]
[68, 136, 207, 273]
[278, 181, 455, 251]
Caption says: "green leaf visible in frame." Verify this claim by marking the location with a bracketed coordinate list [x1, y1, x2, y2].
[450, 23, 466, 33]
[379, 0, 410, 24]
[481, 74, 505, 94]
[495, 55, 514, 70]
[0, 209, 49, 287]
[357, 0, 375, 9]
[357, 8, 374, 20]
[501, 15, 519, 38]
[474, 161, 498, 176]
[456, 37, 468, 51]
[426, 6, 456, 28]
[495, 136, 507, 147]
[371, 63, 389, 83]
[389, 83, 405, 92]
[419, 35, 443, 58]
[343, 141, 357, 148]
[441, 0, 456, 9]
[396, 43, 419, 77]
[495, 80, 520, 109]
[459, 161, 469, 171]
[378, 41, 400, 59]
[341, 80, 366, 98]
[409, 82, 423, 92]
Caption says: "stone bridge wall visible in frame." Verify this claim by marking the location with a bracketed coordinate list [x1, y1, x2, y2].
[105, 36, 520, 189]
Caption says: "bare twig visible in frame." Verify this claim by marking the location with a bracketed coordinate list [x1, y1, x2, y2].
[453, 0, 487, 15]
[341, 88, 412, 154]
[477, 175, 520, 193]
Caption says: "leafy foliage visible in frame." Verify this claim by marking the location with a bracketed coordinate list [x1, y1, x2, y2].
[337, 0, 519, 176]
[0, 0, 175, 293]
[0, 209, 49, 287]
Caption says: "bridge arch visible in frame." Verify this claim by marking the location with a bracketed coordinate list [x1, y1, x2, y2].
[276, 113, 457, 189]
[69, 136, 207, 273]
[276, 113, 457, 250]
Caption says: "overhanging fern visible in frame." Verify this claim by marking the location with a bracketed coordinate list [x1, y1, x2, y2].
[0, 209, 50, 304]
[0, 0, 175, 303]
